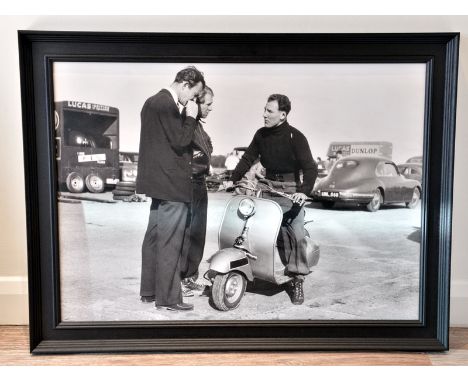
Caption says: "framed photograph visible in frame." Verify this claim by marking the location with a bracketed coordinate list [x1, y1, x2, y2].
[19, 31, 459, 353]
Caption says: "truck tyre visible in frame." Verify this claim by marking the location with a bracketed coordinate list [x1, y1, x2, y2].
[117, 181, 136, 188]
[85, 174, 105, 193]
[112, 189, 135, 196]
[112, 195, 128, 201]
[115, 185, 136, 192]
[211, 272, 247, 311]
[66, 172, 85, 193]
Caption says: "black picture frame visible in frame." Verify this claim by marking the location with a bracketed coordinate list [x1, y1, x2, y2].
[18, 31, 459, 354]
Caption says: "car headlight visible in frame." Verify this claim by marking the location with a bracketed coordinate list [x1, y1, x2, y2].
[238, 198, 256, 218]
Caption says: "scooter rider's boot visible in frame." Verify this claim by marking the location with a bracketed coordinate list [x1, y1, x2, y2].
[291, 278, 304, 305]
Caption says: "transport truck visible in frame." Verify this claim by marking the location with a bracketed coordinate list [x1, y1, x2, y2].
[55, 100, 120, 193]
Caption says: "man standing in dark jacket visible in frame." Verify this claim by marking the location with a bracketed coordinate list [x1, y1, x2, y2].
[137, 66, 205, 312]
[226, 94, 317, 305]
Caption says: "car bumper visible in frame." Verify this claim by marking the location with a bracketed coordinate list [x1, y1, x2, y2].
[312, 191, 375, 203]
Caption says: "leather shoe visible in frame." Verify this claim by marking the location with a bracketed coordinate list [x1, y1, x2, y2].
[140, 295, 155, 303]
[156, 302, 194, 311]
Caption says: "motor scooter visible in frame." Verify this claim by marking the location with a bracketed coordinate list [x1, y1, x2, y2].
[204, 180, 320, 311]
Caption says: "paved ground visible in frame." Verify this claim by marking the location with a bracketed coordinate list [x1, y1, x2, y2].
[58, 191, 421, 322]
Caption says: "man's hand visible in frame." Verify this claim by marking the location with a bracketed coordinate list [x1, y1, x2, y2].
[292, 192, 307, 205]
[222, 181, 234, 191]
[185, 100, 198, 118]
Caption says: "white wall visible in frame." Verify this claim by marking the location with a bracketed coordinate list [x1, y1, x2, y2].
[0, 15, 466, 326]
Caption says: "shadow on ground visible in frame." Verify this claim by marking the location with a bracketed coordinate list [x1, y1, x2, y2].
[246, 279, 287, 297]
[407, 227, 421, 243]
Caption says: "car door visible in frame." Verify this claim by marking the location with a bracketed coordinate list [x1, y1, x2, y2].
[376, 162, 401, 202]
[399, 166, 418, 200]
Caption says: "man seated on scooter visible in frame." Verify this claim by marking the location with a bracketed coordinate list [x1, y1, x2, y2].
[224, 93, 318, 305]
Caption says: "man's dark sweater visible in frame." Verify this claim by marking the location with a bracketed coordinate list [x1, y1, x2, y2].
[231, 121, 317, 195]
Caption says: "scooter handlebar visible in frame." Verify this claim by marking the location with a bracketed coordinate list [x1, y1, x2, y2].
[229, 180, 308, 206]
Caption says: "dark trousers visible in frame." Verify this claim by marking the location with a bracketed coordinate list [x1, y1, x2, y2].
[140, 198, 190, 306]
[266, 194, 309, 278]
[181, 179, 208, 281]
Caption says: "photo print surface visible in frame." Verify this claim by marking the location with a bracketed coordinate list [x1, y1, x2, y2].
[54, 62, 426, 321]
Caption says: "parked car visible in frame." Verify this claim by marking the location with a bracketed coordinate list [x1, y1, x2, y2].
[311, 156, 421, 212]
[406, 155, 422, 164]
[224, 146, 247, 173]
[397, 163, 423, 183]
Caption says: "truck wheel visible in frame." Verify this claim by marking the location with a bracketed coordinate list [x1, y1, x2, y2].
[85, 174, 105, 193]
[66, 172, 84, 193]
[366, 189, 383, 212]
[115, 185, 136, 192]
[211, 272, 246, 311]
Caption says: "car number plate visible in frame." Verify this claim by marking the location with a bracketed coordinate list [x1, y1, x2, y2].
[321, 191, 339, 198]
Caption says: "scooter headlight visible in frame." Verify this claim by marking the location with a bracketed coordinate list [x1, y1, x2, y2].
[238, 198, 256, 218]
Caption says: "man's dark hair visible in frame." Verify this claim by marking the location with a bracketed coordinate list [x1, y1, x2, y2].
[197, 86, 214, 104]
[336, 150, 343, 155]
[174, 66, 206, 88]
[267, 94, 291, 115]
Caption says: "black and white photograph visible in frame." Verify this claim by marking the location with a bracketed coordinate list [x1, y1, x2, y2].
[53, 62, 426, 321]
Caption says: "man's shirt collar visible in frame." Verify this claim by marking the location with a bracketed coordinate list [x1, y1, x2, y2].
[165, 87, 184, 113]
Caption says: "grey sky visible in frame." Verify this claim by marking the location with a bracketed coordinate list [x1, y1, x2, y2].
[53, 62, 426, 164]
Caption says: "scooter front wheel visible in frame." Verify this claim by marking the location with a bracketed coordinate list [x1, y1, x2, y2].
[211, 272, 247, 311]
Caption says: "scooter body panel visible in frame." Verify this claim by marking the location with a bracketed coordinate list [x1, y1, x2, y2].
[209, 247, 254, 281]
[218, 195, 285, 283]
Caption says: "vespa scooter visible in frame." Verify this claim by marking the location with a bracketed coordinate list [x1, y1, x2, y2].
[204, 180, 320, 311]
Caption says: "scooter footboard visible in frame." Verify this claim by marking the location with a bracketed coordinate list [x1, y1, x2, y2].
[207, 248, 254, 282]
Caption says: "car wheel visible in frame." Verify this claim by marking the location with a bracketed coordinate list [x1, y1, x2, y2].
[65, 172, 85, 193]
[406, 188, 421, 209]
[85, 174, 105, 193]
[321, 201, 335, 209]
[366, 189, 383, 212]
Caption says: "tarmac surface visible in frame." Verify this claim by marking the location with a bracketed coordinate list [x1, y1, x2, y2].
[58, 191, 421, 322]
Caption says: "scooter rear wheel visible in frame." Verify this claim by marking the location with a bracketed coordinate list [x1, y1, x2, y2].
[211, 272, 247, 311]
